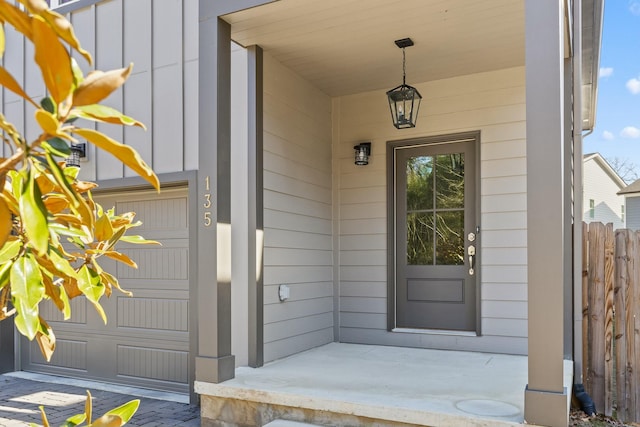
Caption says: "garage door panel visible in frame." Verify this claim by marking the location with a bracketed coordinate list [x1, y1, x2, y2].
[29, 339, 88, 371]
[117, 296, 189, 332]
[117, 346, 188, 383]
[118, 247, 189, 280]
[22, 188, 192, 394]
[40, 298, 87, 324]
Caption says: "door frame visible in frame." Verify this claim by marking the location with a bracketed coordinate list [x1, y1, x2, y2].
[386, 131, 482, 334]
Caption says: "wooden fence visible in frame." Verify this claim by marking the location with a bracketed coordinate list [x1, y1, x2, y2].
[583, 222, 640, 422]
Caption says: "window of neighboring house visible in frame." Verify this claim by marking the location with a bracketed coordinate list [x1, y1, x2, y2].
[589, 199, 595, 219]
[622, 205, 625, 222]
[45, 0, 101, 12]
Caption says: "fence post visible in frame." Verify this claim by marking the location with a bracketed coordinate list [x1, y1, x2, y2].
[604, 223, 614, 416]
[583, 222, 589, 387]
[587, 222, 606, 411]
[633, 231, 640, 421]
[615, 229, 630, 421]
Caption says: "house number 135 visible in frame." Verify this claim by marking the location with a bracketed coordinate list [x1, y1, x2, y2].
[203, 176, 212, 227]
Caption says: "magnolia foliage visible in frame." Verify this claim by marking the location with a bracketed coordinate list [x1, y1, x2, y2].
[0, 0, 159, 360]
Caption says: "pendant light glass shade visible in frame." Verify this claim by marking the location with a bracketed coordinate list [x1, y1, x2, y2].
[387, 84, 422, 129]
[387, 38, 422, 129]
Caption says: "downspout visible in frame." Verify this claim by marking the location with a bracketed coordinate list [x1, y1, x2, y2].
[572, 0, 584, 386]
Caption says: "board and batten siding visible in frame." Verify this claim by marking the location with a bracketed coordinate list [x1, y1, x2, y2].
[262, 53, 334, 362]
[2, 0, 199, 179]
[335, 67, 528, 355]
[582, 157, 625, 229]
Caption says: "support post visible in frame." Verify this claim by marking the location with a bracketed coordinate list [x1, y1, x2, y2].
[247, 45, 264, 368]
[524, 0, 570, 426]
[196, 6, 235, 383]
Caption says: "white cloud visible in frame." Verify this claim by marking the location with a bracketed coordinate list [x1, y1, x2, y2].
[599, 67, 613, 78]
[627, 77, 640, 94]
[621, 126, 640, 138]
[630, 1, 640, 15]
[603, 130, 615, 140]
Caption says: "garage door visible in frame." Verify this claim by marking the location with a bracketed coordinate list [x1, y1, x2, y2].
[21, 188, 192, 394]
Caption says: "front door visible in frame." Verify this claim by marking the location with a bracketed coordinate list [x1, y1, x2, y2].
[393, 135, 477, 331]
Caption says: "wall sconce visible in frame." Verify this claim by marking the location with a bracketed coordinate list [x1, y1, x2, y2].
[386, 38, 422, 129]
[66, 143, 86, 168]
[354, 142, 371, 166]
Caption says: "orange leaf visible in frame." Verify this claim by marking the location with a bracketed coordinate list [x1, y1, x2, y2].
[0, 197, 11, 248]
[72, 64, 133, 107]
[18, 0, 92, 65]
[104, 251, 137, 268]
[73, 180, 98, 193]
[32, 16, 73, 104]
[73, 128, 159, 191]
[0, 66, 38, 108]
[35, 318, 55, 362]
[0, 1, 32, 40]
[62, 277, 82, 299]
[43, 195, 69, 214]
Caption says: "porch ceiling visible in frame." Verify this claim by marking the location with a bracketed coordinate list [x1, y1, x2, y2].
[223, 0, 525, 97]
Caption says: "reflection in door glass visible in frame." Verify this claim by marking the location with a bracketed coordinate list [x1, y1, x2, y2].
[436, 211, 464, 265]
[435, 154, 464, 209]
[405, 152, 465, 266]
[407, 212, 434, 265]
[406, 156, 434, 210]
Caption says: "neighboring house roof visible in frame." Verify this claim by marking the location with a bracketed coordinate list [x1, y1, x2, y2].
[584, 153, 627, 190]
[618, 178, 640, 195]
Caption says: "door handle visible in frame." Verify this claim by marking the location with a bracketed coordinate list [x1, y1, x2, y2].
[468, 245, 476, 275]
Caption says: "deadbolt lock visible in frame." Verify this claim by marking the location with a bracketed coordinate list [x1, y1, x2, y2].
[468, 232, 475, 242]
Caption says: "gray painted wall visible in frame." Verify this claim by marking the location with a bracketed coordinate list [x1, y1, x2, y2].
[262, 52, 334, 363]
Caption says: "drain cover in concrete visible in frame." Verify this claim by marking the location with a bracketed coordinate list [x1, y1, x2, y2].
[455, 399, 521, 417]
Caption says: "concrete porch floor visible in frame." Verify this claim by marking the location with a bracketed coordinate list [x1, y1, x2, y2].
[196, 343, 544, 427]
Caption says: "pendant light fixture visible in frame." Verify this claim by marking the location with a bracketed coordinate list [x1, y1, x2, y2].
[386, 38, 422, 129]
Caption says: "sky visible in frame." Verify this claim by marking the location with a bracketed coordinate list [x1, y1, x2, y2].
[584, 1, 640, 172]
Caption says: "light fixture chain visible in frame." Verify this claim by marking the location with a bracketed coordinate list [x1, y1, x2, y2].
[402, 47, 406, 85]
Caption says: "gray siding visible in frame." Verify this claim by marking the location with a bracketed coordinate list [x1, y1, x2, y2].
[625, 196, 640, 231]
[262, 53, 334, 362]
[3, 0, 199, 178]
[335, 67, 528, 355]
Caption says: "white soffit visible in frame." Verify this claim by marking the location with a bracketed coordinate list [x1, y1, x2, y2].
[224, 0, 525, 97]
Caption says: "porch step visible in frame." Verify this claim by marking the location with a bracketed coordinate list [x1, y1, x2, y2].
[264, 421, 323, 427]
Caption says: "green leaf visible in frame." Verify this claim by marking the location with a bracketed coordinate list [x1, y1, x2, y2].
[0, 261, 12, 289]
[70, 58, 84, 89]
[20, 170, 49, 255]
[119, 235, 160, 245]
[74, 104, 146, 129]
[11, 253, 45, 310]
[49, 248, 78, 279]
[62, 413, 86, 427]
[77, 265, 106, 323]
[14, 298, 39, 340]
[77, 265, 103, 302]
[40, 96, 55, 114]
[104, 399, 140, 424]
[0, 240, 21, 264]
[42, 137, 71, 157]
